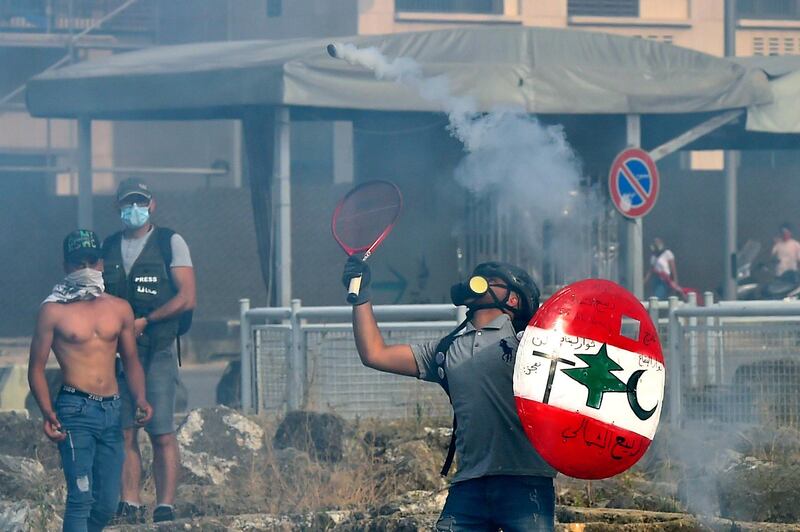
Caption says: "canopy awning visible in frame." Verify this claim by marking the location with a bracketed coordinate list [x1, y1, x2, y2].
[26, 26, 773, 120]
[734, 56, 800, 134]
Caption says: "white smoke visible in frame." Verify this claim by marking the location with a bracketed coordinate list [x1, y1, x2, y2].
[331, 43, 604, 285]
[330, 42, 478, 148]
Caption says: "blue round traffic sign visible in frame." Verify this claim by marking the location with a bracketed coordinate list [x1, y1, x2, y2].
[608, 148, 659, 218]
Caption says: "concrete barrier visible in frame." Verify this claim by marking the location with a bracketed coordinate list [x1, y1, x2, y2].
[0, 365, 29, 410]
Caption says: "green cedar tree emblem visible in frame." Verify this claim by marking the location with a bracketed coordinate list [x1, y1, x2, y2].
[561, 343, 627, 409]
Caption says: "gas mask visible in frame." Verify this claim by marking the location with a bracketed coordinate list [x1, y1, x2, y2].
[450, 275, 492, 307]
[450, 262, 541, 333]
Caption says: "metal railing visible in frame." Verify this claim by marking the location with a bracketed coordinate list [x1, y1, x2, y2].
[241, 296, 800, 428]
[669, 298, 800, 427]
[239, 298, 672, 419]
[239, 299, 466, 419]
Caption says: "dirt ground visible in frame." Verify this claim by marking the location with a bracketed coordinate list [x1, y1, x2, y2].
[4, 406, 800, 531]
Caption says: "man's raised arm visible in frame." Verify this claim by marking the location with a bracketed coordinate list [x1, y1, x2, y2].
[348, 283, 419, 377]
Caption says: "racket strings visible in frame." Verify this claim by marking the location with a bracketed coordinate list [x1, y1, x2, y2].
[336, 203, 401, 219]
[333, 183, 402, 253]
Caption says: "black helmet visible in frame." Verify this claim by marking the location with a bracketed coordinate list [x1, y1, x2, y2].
[471, 261, 540, 331]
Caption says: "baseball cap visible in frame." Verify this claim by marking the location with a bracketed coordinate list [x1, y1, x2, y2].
[63, 229, 102, 264]
[116, 177, 152, 203]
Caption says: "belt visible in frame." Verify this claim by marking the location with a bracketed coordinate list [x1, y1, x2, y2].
[60, 385, 120, 402]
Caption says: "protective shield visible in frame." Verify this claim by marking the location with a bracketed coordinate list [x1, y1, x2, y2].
[513, 279, 665, 479]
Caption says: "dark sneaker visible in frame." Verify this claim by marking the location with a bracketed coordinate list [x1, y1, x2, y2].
[153, 505, 175, 523]
[109, 501, 145, 525]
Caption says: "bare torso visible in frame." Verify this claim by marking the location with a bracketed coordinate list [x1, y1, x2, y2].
[47, 294, 127, 396]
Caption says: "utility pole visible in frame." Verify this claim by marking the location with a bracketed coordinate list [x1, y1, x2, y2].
[723, 0, 738, 300]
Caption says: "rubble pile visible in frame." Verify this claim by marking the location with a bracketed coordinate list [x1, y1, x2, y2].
[3, 408, 800, 531]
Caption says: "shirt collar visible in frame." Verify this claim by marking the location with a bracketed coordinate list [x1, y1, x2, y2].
[459, 313, 511, 336]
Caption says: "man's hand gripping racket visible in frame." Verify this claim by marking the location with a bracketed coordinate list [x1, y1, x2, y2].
[332, 181, 402, 304]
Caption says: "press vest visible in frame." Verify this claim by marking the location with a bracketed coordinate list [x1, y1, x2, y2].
[102, 227, 179, 351]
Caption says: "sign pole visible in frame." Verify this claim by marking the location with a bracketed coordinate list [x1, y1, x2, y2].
[626, 115, 644, 299]
[723, 0, 738, 301]
[609, 131, 658, 299]
[77, 118, 93, 230]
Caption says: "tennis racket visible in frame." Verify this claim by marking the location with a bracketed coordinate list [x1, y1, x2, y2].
[332, 180, 403, 304]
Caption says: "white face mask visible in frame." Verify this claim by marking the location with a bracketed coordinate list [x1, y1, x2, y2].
[43, 268, 105, 304]
[65, 268, 105, 290]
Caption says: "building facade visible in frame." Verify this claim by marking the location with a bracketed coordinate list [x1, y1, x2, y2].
[1, 1, 798, 339]
[3, 1, 798, 192]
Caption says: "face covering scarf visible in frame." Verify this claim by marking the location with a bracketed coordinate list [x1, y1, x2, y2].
[121, 205, 150, 229]
[43, 268, 105, 304]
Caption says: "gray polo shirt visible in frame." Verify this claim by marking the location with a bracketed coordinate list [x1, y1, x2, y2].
[412, 314, 556, 484]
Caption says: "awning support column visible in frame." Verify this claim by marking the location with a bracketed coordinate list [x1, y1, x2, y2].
[77, 118, 93, 229]
[274, 107, 292, 307]
[243, 111, 275, 305]
[626, 114, 644, 299]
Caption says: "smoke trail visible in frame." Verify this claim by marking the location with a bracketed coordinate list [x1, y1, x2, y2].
[329, 42, 478, 148]
[329, 43, 603, 285]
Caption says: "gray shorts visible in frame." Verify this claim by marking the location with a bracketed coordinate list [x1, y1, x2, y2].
[118, 342, 180, 436]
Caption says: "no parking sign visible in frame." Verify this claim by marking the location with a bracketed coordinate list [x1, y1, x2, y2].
[514, 280, 665, 479]
[608, 148, 659, 218]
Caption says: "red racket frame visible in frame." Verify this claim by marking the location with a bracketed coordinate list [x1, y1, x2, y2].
[331, 180, 403, 260]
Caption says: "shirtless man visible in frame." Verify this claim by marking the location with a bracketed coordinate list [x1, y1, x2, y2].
[27, 229, 152, 532]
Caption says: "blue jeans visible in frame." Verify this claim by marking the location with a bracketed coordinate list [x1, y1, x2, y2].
[653, 278, 670, 300]
[436, 475, 555, 531]
[55, 392, 124, 532]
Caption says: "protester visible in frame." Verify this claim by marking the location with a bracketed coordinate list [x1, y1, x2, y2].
[343, 257, 556, 531]
[28, 229, 152, 532]
[103, 178, 196, 524]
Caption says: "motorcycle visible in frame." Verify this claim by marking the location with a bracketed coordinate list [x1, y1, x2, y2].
[736, 239, 800, 300]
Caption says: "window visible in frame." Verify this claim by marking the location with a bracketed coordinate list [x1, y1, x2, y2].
[568, 0, 639, 17]
[267, 0, 282, 17]
[751, 34, 800, 55]
[737, 0, 800, 20]
[395, 0, 503, 14]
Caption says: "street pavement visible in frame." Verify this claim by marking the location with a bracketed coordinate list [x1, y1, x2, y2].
[178, 361, 229, 411]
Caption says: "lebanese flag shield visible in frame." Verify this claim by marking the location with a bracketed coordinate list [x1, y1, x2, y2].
[514, 279, 665, 479]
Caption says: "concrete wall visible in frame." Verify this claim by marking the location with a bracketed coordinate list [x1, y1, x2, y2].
[111, 120, 240, 191]
[0, 182, 264, 339]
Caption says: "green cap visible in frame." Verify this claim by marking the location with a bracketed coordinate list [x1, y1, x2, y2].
[63, 229, 101, 264]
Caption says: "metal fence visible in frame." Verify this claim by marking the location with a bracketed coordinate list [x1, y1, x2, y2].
[240, 300, 463, 419]
[669, 299, 800, 428]
[240, 297, 800, 427]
